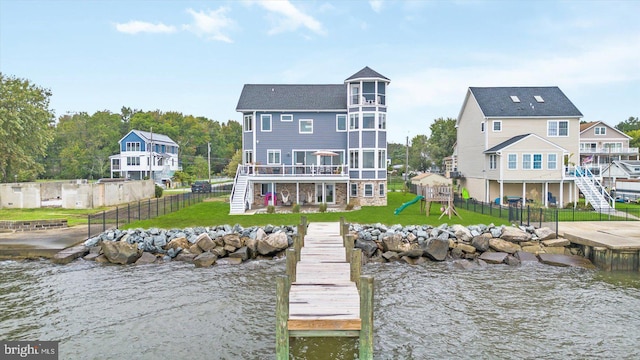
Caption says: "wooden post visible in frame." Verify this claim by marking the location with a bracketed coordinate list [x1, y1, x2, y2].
[300, 216, 307, 238]
[359, 275, 374, 359]
[286, 248, 297, 283]
[276, 275, 290, 359]
[339, 216, 345, 236]
[294, 234, 302, 262]
[351, 248, 362, 289]
[345, 234, 354, 263]
[297, 224, 305, 247]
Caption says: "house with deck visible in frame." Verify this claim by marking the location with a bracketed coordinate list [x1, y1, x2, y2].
[455, 86, 614, 211]
[109, 130, 180, 185]
[230, 66, 390, 214]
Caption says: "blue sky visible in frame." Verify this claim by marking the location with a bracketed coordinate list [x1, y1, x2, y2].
[1, 0, 638, 143]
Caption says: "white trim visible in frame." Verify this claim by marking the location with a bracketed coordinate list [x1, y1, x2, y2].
[507, 153, 517, 170]
[350, 182, 358, 197]
[243, 114, 253, 132]
[267, 149, 281, 165]
[492, 120, 502, 132]
[364, 183, 374, 197]
[336, 114, 347, 132]
[299, 119, 313, 134]
[378, 183, 385, 196]
[547, 120, 569, 137]
[260, 114, 272, 132]
[280, 114, 293, 122]
[362, 113, 376, 130]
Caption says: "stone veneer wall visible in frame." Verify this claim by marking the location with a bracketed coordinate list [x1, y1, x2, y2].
[0, 219, 68, 232]
[351, 180, 388, 206]
[251, 183, 350, 206]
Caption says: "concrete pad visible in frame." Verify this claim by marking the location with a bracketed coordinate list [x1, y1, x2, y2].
[0, 226, 87, 259]
[52, 245, 89, 265]
[537, 253, 596, 269]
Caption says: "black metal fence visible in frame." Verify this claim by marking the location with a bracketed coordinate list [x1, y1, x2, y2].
[87, 186, 232, 239]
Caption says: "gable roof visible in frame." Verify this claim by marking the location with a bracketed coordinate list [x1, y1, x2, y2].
[236, 84, 346, 112]
[484, 133, 567, 153]
[580, 121, 597, 132]
[123, 130, 178, 146]
[579, 120, 631, 139]
[608, 160, 640, 176]
[345, 66, 389, 82]
[469, 86, 583, 118]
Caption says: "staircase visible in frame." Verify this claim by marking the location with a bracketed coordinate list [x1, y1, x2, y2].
[229, 169, 249, 215]
[574, 166, 614, 213]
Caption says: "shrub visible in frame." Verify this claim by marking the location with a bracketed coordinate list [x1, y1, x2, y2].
[345, 199, 358, 210]
[267, 205, 275, 214]
[154, 184, 163, 198]
[319, 203, 328, 213]
[292, 203, 300, 213]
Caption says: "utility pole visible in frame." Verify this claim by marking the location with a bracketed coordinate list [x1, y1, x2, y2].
[208, 142, 212, 183]
[405, 135, 409, 182]
[149, 127, 153, 181]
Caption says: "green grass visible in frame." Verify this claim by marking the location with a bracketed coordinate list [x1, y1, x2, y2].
[0, 208, 107, 226]
[123, 191, 511, 229]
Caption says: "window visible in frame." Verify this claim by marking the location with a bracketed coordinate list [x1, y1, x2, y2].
[126, 142, 141, 152]
[595, 126, 606, 135]
[364, 184, 374, 197]
[363, 113, 375, 129]
[492, 121, 502, 132]
[351, 84, 360, 105]
[260, 183, 273, 196]
[533, 154, 542, 169]
[604, 143, 622, 152]
[522, 154, 532, 169]
[378, 114, 386, 129]
[350, 183, 358, 197]
[522, 153, 542, 169]
[244, 115, 253, 131]
[261, 114, 272, 132]
[349, 150, 359, 168]
[126, 156, 140, 166]
[299, 119, 313, 134]
[481, 122, 485, 132]
[244, 150, 253, 164]
[508, 154, 517, 169]
[336, 115, 347, 131]
[267, 150, 281, 164]
[362, 150, 375, 169]
[581, 142, 596, 152]
[281, 114, 293, 122]
[548, 153, 557, 170]
[379, 183, 385, 196]
[548, 120, 568, 137]
[349, 114, 359, 130]
[378, 150, 386, 168]
[489, 154, 497, 169]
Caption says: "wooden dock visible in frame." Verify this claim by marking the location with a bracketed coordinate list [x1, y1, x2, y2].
[276, 219, 374, 359]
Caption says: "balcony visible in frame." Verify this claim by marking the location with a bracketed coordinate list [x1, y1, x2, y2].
[580, 147, 639, 155]
[240, 164, 349, 180]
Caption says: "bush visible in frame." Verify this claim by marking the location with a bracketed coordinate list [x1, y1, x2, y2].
[154, 184, 163, 198]
[267, 205, 275, 214]
[345, 199, 358, 210]
[319, 203, 328, 213]
[292, 203, 300, 213]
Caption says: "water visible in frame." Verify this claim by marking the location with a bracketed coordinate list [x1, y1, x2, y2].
[1, 259, 639, 359]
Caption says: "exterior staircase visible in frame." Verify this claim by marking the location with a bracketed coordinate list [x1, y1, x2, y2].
[229, 168, 249, 214]
[574, 166, 614, 213]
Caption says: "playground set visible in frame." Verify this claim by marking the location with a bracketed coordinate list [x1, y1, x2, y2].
[394, 185, 461, 220]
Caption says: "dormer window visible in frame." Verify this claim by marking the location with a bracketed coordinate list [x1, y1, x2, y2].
[595, 126, 606, 135]
[510, 96, 520, 103]
[534, 95, 544, 103]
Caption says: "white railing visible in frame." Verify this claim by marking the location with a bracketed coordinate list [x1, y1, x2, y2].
[241, 164, 349, 177]
[580, 147, 639, 154]
[574, 165, 614, 211]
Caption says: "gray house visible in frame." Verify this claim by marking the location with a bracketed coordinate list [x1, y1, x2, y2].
[230, 66, 390, 214]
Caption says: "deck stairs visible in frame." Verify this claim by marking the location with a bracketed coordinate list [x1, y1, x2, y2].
[229, 168, 249, 214]
[574, 166, 614, 213]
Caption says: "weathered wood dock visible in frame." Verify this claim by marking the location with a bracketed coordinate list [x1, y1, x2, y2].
[276, 219, 373, 359]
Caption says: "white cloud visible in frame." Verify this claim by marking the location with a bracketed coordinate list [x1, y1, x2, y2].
[369, 0, 383, 13]
[255, 0, 326, 36]
[115, 21, 177, 34]
[183, 7, 235, 43]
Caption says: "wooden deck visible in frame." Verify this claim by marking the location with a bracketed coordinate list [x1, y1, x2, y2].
[288, 222, 361, 335]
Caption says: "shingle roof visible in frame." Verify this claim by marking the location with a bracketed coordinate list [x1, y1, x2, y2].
[345, 66, 389, 81]
[580, 121, 598, 132]
[484, 134, 531, 153]
[131, 130, 177, 146]
[470, 86, 583, 118]
[236, 84, 346, 111]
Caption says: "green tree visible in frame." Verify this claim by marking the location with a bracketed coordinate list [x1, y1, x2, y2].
[426, 117, 457, 171]
[615, 116, 640, 133]
[224, 149, 242, 177]
[0, 73, 55, 182]
[408, 134, 430, 172]
[387, 142, 407, 169]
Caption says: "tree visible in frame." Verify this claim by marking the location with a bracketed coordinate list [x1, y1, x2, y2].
[408, 135, 430, 172]
[224, 149, 242, 177]
[0, 73, 55, 182]
[426, 117, 457, 171]
[615, 116, 640, 133]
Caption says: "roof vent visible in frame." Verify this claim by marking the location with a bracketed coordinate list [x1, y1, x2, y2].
[534, 95, 544, 103]
[510, 96, 520, 103]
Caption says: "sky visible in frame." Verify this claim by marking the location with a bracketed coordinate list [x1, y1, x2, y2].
[1, 0, 639, 143]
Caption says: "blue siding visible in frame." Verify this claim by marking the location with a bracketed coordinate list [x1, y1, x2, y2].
[377, 170, 387, 178]
[362, 132, 376, 148]
[378, 132, 387, 147]
[349, 132, 359, 147]
[361, 170, 376, 179]
[120, 132, 145, 152]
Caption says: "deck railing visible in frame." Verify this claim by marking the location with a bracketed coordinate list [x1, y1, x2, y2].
[242, 164, 348, 177]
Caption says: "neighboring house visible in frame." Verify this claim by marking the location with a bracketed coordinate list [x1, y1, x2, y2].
[455, 86, 598, 208]
[410, 172, 451, 187]
[109, 130, 180, 185]
[231, 66, 390, 214]
[601, 160, 640, 189]
[579, 121, 639, 180]
[443, 141, 458, 178]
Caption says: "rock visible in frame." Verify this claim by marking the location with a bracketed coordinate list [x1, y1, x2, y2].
[453, 259, 476, 270]
[381, 251, 400, 261]
[534, 227, 556, 240]
[165, 237, 190, 251]
[450, 247, 464, 259]
[224, 244, 237, 253]
[382, 233, 411, 253]
[505, 255, 521, 266]
[223, 233, 243, 248]
[211, 246, 227, 258]
[244, 236, 258, 258]
[52, 245, 89, 265]
[89, 246, 102, 254]
[135, 252, 157, 265]
[543, 246, 567, 255]
[489, 238, 521, 254]
[542, 238, 571, 247]
[95, 254, 110, 263]
[471, 234, 492, 252]
[84, 237, 101, 247]
[521, 244, 543, 254]
[355, 239, 379, 258]
[537, 253, 596, 269]
[515, 251, 539, 263]
[189, 244, 203, 255]
[255, 228, 267, 241]
[500, 227, 532, 243]
[479, 252, 508, 264]
[216, 257, 243, 265]
[101, 241, 141, 264]
[452, 224, 472, 242]
[456, 243, 476, 254]
[257, 231, 289, 255]
[83, 253, 100, 261]
[166, 247, 181, 258]
[174, 252, 197, 263]
[196, 233, 215, 252]
[229, 247, 249, 261]
[398, 249, 424, 258]
[193, 252, 217, 268]
[421, 238, 449, 261]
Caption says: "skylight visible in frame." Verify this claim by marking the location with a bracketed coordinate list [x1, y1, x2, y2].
[510, 96, 520, 103]
[534, 95, 544, 103]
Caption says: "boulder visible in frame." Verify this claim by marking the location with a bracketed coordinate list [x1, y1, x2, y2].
[452, 224, 473, 242]
[223, 233, 243, 248]
[193, 252, 217, 268]
[479, 252, 508, 264]
[355, 239, 379, 258]
[456, 243, 476, 254]
[101, 241, 141, 264]
[382, 233, 412, 253]
[257, 231, 289, 255]
[83, 253, 100, 261]
[471, 233, 492, 252]
[453, 259, 476, 270]
[381, 251, 400, 261]
[244, 236, 258, 259]
[537, 253, 596, 269]
[505, 255, 521, 266]
[515, 251, 539, 263]
[52, 245, 89, 265]
[542, 238, 571, 247]
[398, 249, 424, 258]
[534, 227, 556, 241]
[165, 237, 190, 251]
[421, 237, 449, 261]
[196, 233, 215, 252]
[543, 246, 567, 255]
[489, 238, 521, 254]
[95, 254, 110, 263]
[500, 227, 532, 243]
[229, 247, 249, 261]
[174, 252, 197, 263]
[211, 246, 227, 258]
[521, 244, 543, 254]
[135, 252, 157, 265]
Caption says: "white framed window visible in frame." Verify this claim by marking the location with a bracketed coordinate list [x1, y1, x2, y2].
[595, 126, 606, 135]
[604, 142, 622, 152]
[362, 150, 375, 169]
[336, 115, 347, 131]
[126, 157, 140, 166]
[350, 84, 360, 105]
[267, 150, 281, 165]
[244, 115, 253, 132]
[350, 183, 358, 197]
[492, 121, 502, 132]
[281, 114, 293, 122]
[349, 114, 359, 130]
[523, 153, 542, 169]
[481, 122, 485, 132]
[299, 119, 313, 134]
[260, 183, 273, 196]
[349, 150, 359, 168]
[508, 153, 517, 170]
[522, 154, 532, 169]
[548, 120, 569, 137]
[489, 154, 497, 169]
[364, 183, 374, 197]
[548, 153, 557, 170]
[261, 114, 272, 132]
[126, 142, 141, 152]
[378, 150, 386, 168]
[533, 154, 542, 169]
[363, 113, 375, 129]
[378, 114, 386, 129]
[244, 150, 253, 164]
[379, 183, 385, 196]
[581, 142, 597, 152]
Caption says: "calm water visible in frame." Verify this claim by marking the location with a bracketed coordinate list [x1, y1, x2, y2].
[1, 259, 639, 359]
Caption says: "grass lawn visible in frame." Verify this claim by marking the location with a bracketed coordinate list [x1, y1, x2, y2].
[0, 208, 107, 226]
[123, 191, 512, 229]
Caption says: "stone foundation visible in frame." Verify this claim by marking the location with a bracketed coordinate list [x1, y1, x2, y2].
[351, 180, 388, 206]
[0, 219, 68, 232]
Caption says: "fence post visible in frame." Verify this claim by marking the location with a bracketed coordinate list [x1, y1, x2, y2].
[555, 207, 559, 239]
[116, 206, 119, 229]
[102, 211, 106, 233]
[351, 248, 362, 289]
[127, 203, 131, 224]
[286, 248, 297, 283]
[359, 276, 374, 360]
[148, 199, 151, 220]
[87, 214, 91, 239]
[138, 201, 141, 221]
[275, 275, 290, 359]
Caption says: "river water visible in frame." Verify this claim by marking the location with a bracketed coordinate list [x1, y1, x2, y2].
[1, 258, 639, 360]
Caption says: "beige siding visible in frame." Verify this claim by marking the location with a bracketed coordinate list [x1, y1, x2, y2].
[457, 93, 486, 179]
[490, 136, 565, 181]
[487, 117, 580, 157]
